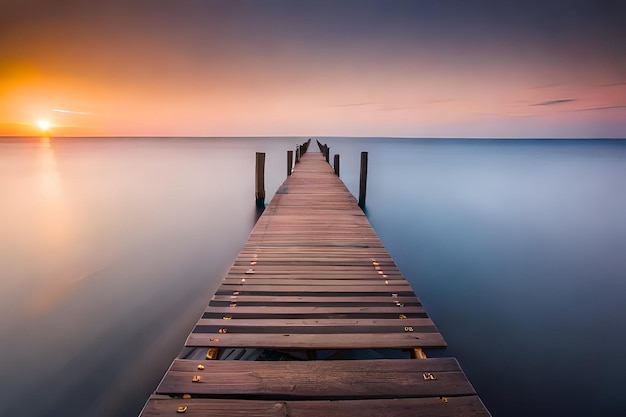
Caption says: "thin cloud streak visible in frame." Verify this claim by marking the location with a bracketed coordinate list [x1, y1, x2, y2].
[532, 99, 577, 106]
[52, 109, 93, 115]
[574, 105, 626, 112]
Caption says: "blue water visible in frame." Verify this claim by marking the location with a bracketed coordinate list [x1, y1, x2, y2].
[333, 138, 626, 416]
[1, 137, 625, 416]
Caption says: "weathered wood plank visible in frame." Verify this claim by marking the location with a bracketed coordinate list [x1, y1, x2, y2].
[221, 279, 405, 286]
[157, 359, 474, 398]
[224, 274, 403, 281]
[208, 301, 421, 308]
[287, 396, 491, 417]
[210, 295, 420, 304]
[197, 318, 434, 327]
[203, 306, 427, 316]
[141, 396, 490, 417]
[140, 397, 287, 417]
[185, 331, 447, 349]
[215, 285, 414, 294]
[192, 324, 439, 335]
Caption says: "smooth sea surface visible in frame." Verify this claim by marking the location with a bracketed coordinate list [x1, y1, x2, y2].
[1, 136, 625, 416]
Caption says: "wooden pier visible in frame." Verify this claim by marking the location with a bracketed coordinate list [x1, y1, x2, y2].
[139, 145, 490, 416]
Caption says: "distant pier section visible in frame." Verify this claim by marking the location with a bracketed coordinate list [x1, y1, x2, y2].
[139, 139, 490, 416]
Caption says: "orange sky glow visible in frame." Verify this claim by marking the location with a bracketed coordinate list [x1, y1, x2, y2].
[1, 0, 624, 138]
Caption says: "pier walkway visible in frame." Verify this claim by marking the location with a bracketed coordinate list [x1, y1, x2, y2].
[139, 149, 490, 416]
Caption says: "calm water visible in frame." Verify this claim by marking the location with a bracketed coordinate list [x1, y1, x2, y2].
[1, 137, 625, 416]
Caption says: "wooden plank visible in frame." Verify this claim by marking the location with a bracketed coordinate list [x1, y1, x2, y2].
[224, 274, 404, 280]
[141, 396, 490, 417]
[203, 306, 427, 316]
[233, 261, 398, 267]
[197, 318, 434, 327]
[287, 396, 491, 417]
[140, 397, 286, 417]
[185, 331, 447, 349]
[228, 269, 402, 274]
[157, 358, 474, 398]
[210, 295, 420, 304]
[208, 301, 421, 308]
[215, 285, 414, 293]
[193, 324, 439, 335]
[221, 279, 405, 286]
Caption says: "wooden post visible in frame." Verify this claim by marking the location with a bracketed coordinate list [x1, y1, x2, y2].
[411, 348, 427, 359]
[287, 150, 293, 176]
[295, 146, 300, 163]
[333, 154, 340, 177]
[325, 146, 330, 163]
[358, 151, 368, 209]
[255, 152, 266, 209]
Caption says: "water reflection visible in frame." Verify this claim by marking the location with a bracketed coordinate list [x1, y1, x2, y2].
[26, 137, 78, 317]
[1, 137, 624, 417]
[0, 137, 297, 417]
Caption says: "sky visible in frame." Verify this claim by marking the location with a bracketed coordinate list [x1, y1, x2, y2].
[1, 0, 625, 138]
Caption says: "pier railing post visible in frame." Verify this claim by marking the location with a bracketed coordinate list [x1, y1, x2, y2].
[295, 146, 300, 163]
[287, 150, 293, 176]
[333, 154, 340, 176]
[358, 151, 368, 209]
[255, 152, 266, 209]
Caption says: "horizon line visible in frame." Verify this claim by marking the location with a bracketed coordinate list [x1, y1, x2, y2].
[2, 135, 626, 140]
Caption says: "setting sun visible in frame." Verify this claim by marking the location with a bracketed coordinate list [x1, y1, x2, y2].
[35, 120, 51, 132]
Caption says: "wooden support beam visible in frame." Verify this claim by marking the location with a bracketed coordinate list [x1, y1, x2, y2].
[359, 151, 368, 209]
[287, 150, 293, 176]
[255, 152, 265, 209]
[412, 348, 428, 359]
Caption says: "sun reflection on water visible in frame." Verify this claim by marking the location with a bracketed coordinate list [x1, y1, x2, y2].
[25, 137, 78, 317]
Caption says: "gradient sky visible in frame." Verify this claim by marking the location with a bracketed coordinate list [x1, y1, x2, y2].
[1, 0, 625, 137]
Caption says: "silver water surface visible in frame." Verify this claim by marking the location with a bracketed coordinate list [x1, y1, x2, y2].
[330, 138, 626, 416]
[0, 137, 299, 417]
[1, 137, 625, 416]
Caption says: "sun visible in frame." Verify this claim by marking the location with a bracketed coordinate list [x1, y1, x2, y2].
[35, 120, 51, 132]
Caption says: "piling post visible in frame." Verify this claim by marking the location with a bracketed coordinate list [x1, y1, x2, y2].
[333, 154, 340, 177]
[287, 150, 293, 176]
[358, 151, 368, 209]
[296, 146, 300, 163]
[255, 152, 266, 209]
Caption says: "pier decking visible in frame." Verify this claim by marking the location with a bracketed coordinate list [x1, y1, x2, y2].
[139, 148, 490, 416]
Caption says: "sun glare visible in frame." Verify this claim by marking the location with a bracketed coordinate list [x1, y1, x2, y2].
[36, 120, 51, 132]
